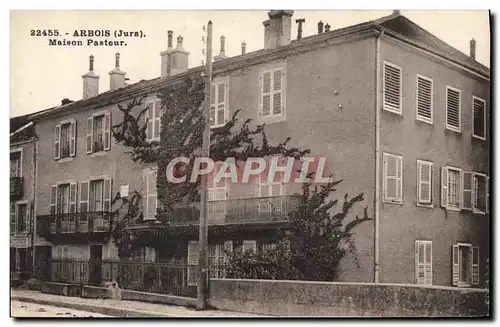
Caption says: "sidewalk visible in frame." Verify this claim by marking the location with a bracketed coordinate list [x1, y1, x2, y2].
[11, 289, 265, 317]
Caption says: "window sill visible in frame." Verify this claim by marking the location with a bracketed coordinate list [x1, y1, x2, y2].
[445, 206, 461, 212]
[472, 134, 486, 141]
[473, 209, 486, 215]
[90, 151, 108, 158]
[383, 199, 403, 205]
[456, 283, 471, 288]
[445, 126, 461, 133]
[382, 107, 402, 116]
[146, 138, 160, 143]
[210, 123, 227, 129]
[416, 117, 433, 125]
[259, 113, 286, 124]
[416, 202, 433, 208]
[57, 157, 74, 163]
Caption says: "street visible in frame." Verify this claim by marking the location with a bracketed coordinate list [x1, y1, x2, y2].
[11, 300, 111, 318]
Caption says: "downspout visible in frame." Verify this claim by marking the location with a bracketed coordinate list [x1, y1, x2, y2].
[31, 138, 37, 277]
[374, 29, 384, 284]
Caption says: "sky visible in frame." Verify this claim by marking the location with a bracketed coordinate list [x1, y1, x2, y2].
[10, 10, 490, 117]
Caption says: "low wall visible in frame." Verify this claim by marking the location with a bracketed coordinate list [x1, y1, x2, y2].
[121, 290, 197, 308]
[208, 279, 489, 317]
[41, 282, 71, 296]
[81, 285, 112, 299]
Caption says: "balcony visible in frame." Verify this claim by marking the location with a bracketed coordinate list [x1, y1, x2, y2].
[10, 177, 24, 200]
[37, 212, 113, 236]
[161, 196, 301, 226]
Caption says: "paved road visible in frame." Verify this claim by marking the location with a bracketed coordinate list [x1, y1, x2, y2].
[11, 300, 111, 318]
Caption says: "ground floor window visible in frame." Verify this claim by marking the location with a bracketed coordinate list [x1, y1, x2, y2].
[453, 243, 479, 286]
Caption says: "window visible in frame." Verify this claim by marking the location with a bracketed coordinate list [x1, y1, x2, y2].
[462, 171, 473, 210]
[86, 113, 111, 154]
[11, 201, 29, 234]
[145, 169, 157, 220]
[383, 61, 402, 114]
[417, 160, 433, 205]
[472, 96, 486, 140]
[446, 86, 461, 132]
[81, 178, 112, 213]
[208, 162, 227, 222]
[132, 247, 156, 262]
[242, 240, 257, 254]
[257, 159, 285, 213]
[57, 184, 70, 214]
[10, 150, 22, 177]
[416, 75, 433, 123]
[187, 240, 199, 286]
[452, 244, 479, 286]
[54, 120, 76, 160]
[208, 244, 225, 279]
[54, 246, 69, 259]
[146, 99, 162, 141]
[210, 82, 227, 127]
[473, 173, 487, 214]
[260, 67, 284, 118]
[10, 203, 16, 234]
[415, 240, 432, 285]
[441, 166, 461, 210]
[383, 153, 403, 204]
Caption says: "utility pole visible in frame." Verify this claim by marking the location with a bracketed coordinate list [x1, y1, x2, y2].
[197, 20, 212, 310]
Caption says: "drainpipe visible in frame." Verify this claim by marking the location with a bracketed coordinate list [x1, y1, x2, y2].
[374, 29, 384, 284]
[31, 138, 37, 278]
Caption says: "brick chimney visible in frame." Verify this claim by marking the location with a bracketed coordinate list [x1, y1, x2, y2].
[214, 35, 228, 61]
[160, 30, 174, 78]
[82, 55, 99, 99]
[470, 38, 476, 60]
[263, 10, 294, 49]
[170, 35, 190, 75]
[109, 52, 126, 90]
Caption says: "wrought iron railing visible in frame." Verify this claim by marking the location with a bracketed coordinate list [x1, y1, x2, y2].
[36, 212, 113, 235]
[162, 195, 300, 226]
[10, 176, 24, 200]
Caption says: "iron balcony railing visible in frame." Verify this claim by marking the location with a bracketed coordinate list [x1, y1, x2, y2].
[161, 195, 301, 226]
[10, 176, 24, 200]
[37, 212, 113, 235]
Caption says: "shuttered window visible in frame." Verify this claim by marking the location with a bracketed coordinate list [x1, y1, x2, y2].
[446, 86, 461, 132]
[79, 181, 89, 216]
[187, 241, 199, 286]
[146, 99, 162, 141]
[473, 173, 487, 214]
[10, 203, 16, 234]
[453, 244, 479, 287]
[210, 82, 228, 127]
[461, 172, 473, 210]
[208, 162, 227, 223]
[260, 67, 284, 117]
[417, 160, 432, 205]
[383, 62, 402, 114]
[55, 120, 77, 160]
[383, 153, 403, 204]
[416, 75, 433, 123]
[441, 166, 461, 209]
[472, 96, 486, 140]
[145, 169, 157, 220]
[87, 113, 111, 153]
[472, 246, 480, 285]
[415, 240, 432, 285]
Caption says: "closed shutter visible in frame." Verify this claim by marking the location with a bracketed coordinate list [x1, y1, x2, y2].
[441, 167, 449, 208]
[383, 62, 402, 113]
[187, 241, 199, 286]
[54, 124, 61, 160]
[242, 240, 257, 254]
[79, 181, 89, 213]
[415, 241, 432, 285]
[146, 102, 153, 141]
[416, 75, 433, 122]
[452, 244, 459, 286]
[383, 153, 403, 203]
[104, 113, 111, 150]
[417, 160, 432, 204]
[446, 87, 461, 131]
[10, 203, 16, 233]
[473, 97, 486, 139]
[486, 176, 489, 213]
[216, 83, 226, 125]
[70, 121, 77, 157]
[272, 69, 283, 115]
[50, 185, 57, 215]
[472, 246, 479, 285]
[146, 170, 157, 220]
[462, 172, 473, 210]
[261, 72, 271, 116]
[154, 99, 161, 139]
[69, 183, 77, 213]
[103, 178, 112, 213]
[25, 201, 31, 232]
[86, 117, 93, 153]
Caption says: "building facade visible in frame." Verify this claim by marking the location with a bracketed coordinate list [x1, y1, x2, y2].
[16, 10, 489, 288]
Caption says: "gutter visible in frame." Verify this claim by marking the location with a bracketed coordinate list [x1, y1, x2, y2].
[374, 29, 384, 284]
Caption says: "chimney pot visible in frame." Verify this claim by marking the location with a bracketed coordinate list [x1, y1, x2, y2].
[176, 36, 184, 49]
[241, 41, 246, 55]
[89, 55, 94, 71]
[318, 20, 324, 34]
[115, 52, 120, 68]
[167, 30, 173, 48]
[470, 38, 476, 59]
[82, 55, 99, 99]
[295, 18, 305, 41]
[214, 35, 228, 61]
[161, 31, 174, 78]
[324, 23, 330, 32]
[109, 52, 126, 90]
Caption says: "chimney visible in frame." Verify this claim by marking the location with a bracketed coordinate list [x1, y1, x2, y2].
[324, 23, 331, 32]
[241, 41, 246, 55]
[318, 20, 324, 34]
[61, 98, 73, 105]
[170, 35, 190, 75]
[214, 35, 228, 61]
[263, 10, 294, 49]
[393, 10, 401, 15]
[470, 38, 476, 60]
[160, 30, 174, 78]
[109, 52, 127, 90]
[82, 55, 99, 99]
[295, 18, 305, 41]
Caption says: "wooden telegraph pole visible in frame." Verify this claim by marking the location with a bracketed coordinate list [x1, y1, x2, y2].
[197, 20, 212, 310]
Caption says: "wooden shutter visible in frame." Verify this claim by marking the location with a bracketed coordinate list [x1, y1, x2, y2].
[242, 240, 257, 254]
[383, 62, 402, 113]
[462, 172, 473, 210]
[416, 75, 433, 122]
[452, 244, 459, 286]
[154, 99, 161, 139]
[441, 167, 449, 208]
[69, 183, 77, 213]
[103, 178, 112, 212]
[10, 203, 16, 233]
[70, 121, 77, 157]
[261, 72, 271, 116]
[187, 241, 200, 286]
[417, 161, 432, 204]
[146, 102, 153, 140]
[86, 117, 93, 153]
[383, 154, 402, 203]
[446, 87, 461, 131]
[415, 241, 432, 285]
[473, 97, 486, 139]
[26, 201, 31, 232]
[486, 176, 489, 213]
[50, 185, 57, 215]
[79, 181, 89, 213]
[272, 69, 282, 115]
[472, 246, 479, 285]
[54, 124, 61, 160]
[104, 113, 111, 150]
[146, 170, 157, 220]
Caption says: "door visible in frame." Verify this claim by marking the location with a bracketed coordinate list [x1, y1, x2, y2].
[89, 245, 103, 285]
[36, 246, 52, 281]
